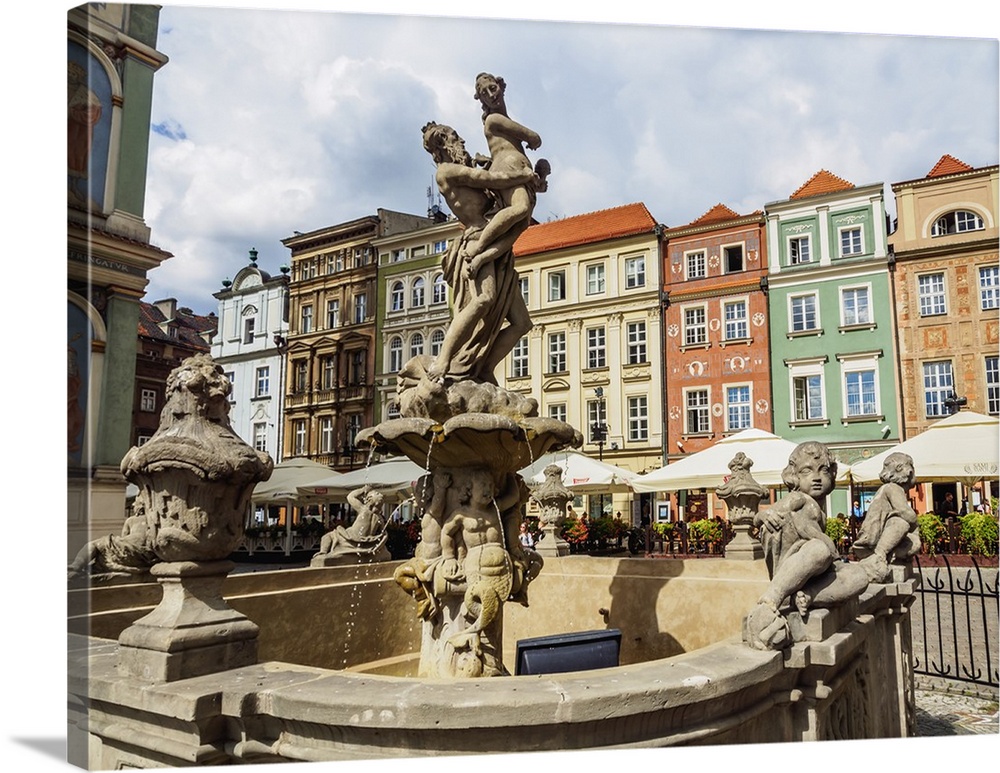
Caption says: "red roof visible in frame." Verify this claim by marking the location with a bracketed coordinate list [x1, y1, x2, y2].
[138, 302, 216, 352]
[789, 170, 855, 200]
[687, 203, 758, 226]
[926, 154, 974, 178]
[514, 203, 657, 257]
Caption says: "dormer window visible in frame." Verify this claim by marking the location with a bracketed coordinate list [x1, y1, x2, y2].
[932, 209, 984, 236]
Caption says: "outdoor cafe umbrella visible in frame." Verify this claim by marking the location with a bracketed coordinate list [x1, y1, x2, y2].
[849, 410, 999, 485]
[518, 450, 637, 494]
[249, 457, 341, 555]
[299, 456, 429, 502]
[630, 428, 853, 493]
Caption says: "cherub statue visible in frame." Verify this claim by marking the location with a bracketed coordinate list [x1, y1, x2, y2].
[68, 502, 156, 580]
[851, 452, 921, 581]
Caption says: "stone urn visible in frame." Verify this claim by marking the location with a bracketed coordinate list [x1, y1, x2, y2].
[529, 463, 573, 558]
[716, 452, 766, 560]
[117, 353, 273, 681]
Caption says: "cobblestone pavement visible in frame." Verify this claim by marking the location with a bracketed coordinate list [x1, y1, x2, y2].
[915, 681, 999, 736]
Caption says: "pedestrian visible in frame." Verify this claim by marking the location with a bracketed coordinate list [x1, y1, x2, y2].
[518, 521, 535, 549]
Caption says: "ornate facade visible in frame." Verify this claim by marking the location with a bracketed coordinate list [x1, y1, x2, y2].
[661, 205, 771, 521]
[211, 249, 290, 462]
[67, 4, 170, 559]
[280, 210, 434, 470]
[499, 203, 664, 521]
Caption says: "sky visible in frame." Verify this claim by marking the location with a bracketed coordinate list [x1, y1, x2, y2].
[140, 2, 1000, 316]
[0, 3, 997, 773]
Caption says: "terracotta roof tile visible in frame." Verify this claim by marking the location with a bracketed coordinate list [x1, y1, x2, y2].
[789, 170, 855, 200]
[514, 203, 657, 257]
[138, 301, 215, 352]
[926, 154, 974, 177]
[686, 203, 765, 227]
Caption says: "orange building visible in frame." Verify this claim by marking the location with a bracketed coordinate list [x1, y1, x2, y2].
[661, 205, 771, 520]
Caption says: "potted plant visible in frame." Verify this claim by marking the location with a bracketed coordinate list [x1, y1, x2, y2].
[917, 513, 945, 556]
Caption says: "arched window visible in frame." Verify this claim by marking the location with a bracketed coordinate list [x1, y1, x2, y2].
[430, 329, 445, 357]
[432, 273, 447, 304]
[389, 336, 403, 372]
[409, 333, 424, 359]
[390, 281, 405, 312]
[411, 277, 426, 307]
[932, 209, 985, 236]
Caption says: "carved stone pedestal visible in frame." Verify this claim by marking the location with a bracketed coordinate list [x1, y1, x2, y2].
[118, 560, 259, 682]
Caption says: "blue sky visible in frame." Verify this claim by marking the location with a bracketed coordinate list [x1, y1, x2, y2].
[139, 2, 999, 315]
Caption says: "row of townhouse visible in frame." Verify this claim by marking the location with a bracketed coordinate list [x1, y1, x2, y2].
[206, 154, 997, 522]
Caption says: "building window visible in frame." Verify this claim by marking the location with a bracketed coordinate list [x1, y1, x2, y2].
[391, 248, 405, 263]
[137, 434, 152, 446]
[979, 265, 999, 310]
[726, 385, 752, 431]
[354, 293, 367, 324]
[300, 304, 313, 333]
[845, 369, 878, 417]
[511, 336, 529, 378]
[433, 240, 448, 254]
[923, 360, 954, 418]
[986, 356, 999, 415]
[327, 299, 340, 328]
[411, 277, 425, 307]
[789, 293, 819, 333]
[389, 337, 403, 372]
[225, 371, 235, 387]
[686, 250, 706, 279]
[625, 255, 646, 288]
[322, 356, 337, 390]
[319, 417, 335, 454]
[346, 414, 362, 447]
[841, 286, 871, 326]
[723, 244, 744, 273]
[386, 402, 401, 420]
[253, 422, 267, 453]
[293, 419, 307, 455]
[350, 350, 366, 385]
[433, 273, 447, 304]
[548, 403, 567, 423]
[409, 333, 424, 359]
[684, 306, 707, 346]
[587, 400, 607, 443]
[917, 273, 946, 317]
[723, 300, 748, 340]
[255, 366, 270, 397]
[301, 260, 317, 280]
[243, 317, 256, 344]
[390, 282, 405, 312]
[140, 388, 157, 412]
[430, 329, 445, 357]
[586, 327, 606, 369]
[586, 263, 605, 295]
[685, 389, 709, 434]
[627, 321, 647, 364]
[932, 209, 985, 236]
[839, 226, 863, 256]
[548, 271, 566, 301]
[548, 332, 566, 373]
[628, 396, 649, 441]
[334, 251, 345, 271]
[294, 361, 308, 392]
[792, 374, 825, 421]
[789, 235, 811, 265]
[519, 275, 529, 304]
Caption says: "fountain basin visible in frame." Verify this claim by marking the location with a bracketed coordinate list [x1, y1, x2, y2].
[69, 555, 917, 766]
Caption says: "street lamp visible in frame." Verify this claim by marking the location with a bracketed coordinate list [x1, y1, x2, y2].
[944, 392, 968, 415]
[590, 387, 608, 516]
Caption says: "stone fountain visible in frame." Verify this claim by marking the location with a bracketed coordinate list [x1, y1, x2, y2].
[362, 72, 581, 677]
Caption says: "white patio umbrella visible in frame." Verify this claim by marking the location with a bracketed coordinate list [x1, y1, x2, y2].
[849, 411, 999, 485]
[630, 428, 852, 493]
[250, 457, 341, 556]
[518, 451, 637, 493]
[299, 456, 429, 501]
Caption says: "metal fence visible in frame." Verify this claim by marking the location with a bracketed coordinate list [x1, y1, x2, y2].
[911, 555, 999, 689]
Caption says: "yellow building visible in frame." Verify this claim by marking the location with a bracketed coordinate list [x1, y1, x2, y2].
[500, 203, 665, 521]
[889, 154, 999, 507]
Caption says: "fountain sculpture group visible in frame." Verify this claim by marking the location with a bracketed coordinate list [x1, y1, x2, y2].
[68, 72, 925, 767]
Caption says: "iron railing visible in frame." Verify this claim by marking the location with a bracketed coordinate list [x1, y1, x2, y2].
[911, 555, 999, 689]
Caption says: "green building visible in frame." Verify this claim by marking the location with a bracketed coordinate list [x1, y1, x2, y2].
[765, 170, 901, 513]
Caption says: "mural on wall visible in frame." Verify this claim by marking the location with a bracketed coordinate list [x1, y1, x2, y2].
[68, 41, 112, 212]
[68, 300, 93, 467]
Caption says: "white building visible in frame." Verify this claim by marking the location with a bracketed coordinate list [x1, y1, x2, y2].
[211, 249, 290, 462]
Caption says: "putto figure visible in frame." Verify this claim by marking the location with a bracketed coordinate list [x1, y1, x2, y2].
[851, 452, 921, 580]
